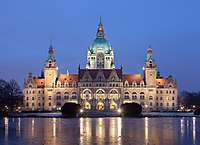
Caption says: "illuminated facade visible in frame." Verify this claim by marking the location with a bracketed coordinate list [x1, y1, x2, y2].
[23, 20, 178, 112]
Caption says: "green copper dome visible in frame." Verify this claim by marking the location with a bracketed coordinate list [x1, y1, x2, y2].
[89, 19, 112, 54]
[89, 38, 112, 54]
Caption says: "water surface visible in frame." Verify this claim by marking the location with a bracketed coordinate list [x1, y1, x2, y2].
[0, 117, 199, 145]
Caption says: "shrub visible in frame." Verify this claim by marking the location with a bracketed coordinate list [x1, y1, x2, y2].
[121, 103, 142, 117]
[194, 109, 200, 115]
[61, 103, 81, 117]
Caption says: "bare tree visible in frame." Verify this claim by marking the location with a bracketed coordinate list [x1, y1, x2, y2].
[5, 79, 22, 112]
[0, 79, 22, 112]
[0, 79, 8, 109]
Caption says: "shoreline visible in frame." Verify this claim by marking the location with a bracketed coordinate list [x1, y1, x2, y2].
[1, 112, 200, 118]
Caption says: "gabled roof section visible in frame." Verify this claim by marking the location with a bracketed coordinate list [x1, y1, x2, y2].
[122, 74, 143, 84]
[58, 74, 78, 85]
[156, 78, 166, 88]
[33, 78, 45, 88]
[78, 69, 122, 80]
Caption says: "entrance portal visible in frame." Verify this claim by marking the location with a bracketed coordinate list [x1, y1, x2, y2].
[84, 101, 91, 110]
[96, 102, 104, 110]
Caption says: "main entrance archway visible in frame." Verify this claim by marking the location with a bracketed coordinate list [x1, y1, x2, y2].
[110, 101, 117, 110]
[84, 101, 91, 110]
[96, 102, 104, 110]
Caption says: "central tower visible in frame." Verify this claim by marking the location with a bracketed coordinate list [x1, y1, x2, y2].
[86, 19, 115, 69]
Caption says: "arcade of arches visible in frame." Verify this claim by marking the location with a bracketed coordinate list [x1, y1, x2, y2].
[81, 89, 119, 110]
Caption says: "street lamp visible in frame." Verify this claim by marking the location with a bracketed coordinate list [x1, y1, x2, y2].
[117, 108, 121, 113]
[80, 109, 84, 113]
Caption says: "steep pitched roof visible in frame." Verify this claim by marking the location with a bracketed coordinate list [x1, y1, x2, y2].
[78, 69, 122, 80]
[58, 74, 78, 85]
[33, 78, 45, 88]
[156, 78, 166, 88]
[122, 74, 143, 84]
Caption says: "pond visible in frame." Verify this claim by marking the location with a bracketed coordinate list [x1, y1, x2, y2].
[0, 117, 199, 145]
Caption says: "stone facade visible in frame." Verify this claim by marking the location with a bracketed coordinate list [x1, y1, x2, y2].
[23, 20, 178, 112]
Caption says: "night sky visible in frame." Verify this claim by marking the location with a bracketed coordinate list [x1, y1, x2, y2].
[0, 1, 199, 92]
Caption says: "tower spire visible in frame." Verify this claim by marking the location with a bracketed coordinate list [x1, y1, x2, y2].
[145, 45, 156, 68]
[46, 40, 56, 63]
[96, 17, 105, 38]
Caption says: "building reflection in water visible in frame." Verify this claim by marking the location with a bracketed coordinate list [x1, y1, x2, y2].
[4, 117, 8, 143]
[79, 117, 122, 144]
[1, 117, 199, 145]
[192, 117, 196, 145]
[145, 117, 148, 141]
[31, 118, 34, 137]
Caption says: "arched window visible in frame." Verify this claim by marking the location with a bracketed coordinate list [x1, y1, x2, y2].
[56, 102, 61, 106]
[149, 96, 153, 100]
[49, 102, 51, 106]
[132, 92, 137, 100]
[124, 92, 129, 100]
[56, 92, 61, 99]
[140, 92, 145, 100]
[140, 102, 145, 106]
[64, 92, 69, 99]
[72, 92, 77, 99]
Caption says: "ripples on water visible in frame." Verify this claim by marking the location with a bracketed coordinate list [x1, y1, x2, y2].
[0, 117, 199, 145]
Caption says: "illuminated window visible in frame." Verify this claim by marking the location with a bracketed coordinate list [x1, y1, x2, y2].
[149, 96, 153, 100]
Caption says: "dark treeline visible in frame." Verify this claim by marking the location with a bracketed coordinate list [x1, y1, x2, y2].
[179, 91, 200, 109]
[0, 79, 23, 112]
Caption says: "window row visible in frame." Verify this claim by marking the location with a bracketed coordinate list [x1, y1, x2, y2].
[26, 95, 78, 101]
[156, 96, 175, 100]
[82, 83, 119, 87]
[26, 90, 44, 94]
[157, 90, 176, 94]
[124, 95, 145, 100]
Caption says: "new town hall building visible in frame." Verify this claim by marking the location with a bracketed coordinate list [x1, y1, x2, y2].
[23, 20, 178, 112]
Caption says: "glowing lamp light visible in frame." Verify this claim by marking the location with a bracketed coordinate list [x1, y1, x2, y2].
[80, 109, 84, 113]
[117, 109, 121, 113]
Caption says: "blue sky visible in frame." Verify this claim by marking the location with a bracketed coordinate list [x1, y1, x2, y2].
[0, 0, 200, 92]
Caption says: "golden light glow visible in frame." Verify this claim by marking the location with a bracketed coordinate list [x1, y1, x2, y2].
[117, 117, 122, 142]
[32, 118, 35, 137]
[193, 117, 196, 145]
[145, 117, 148, 141]
[4, 117, 8, 141]
[117, 109, 121, 113]
[80, 109, 84, 113]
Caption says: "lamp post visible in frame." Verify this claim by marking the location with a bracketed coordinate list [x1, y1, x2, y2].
[145, 105, 148, 112]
